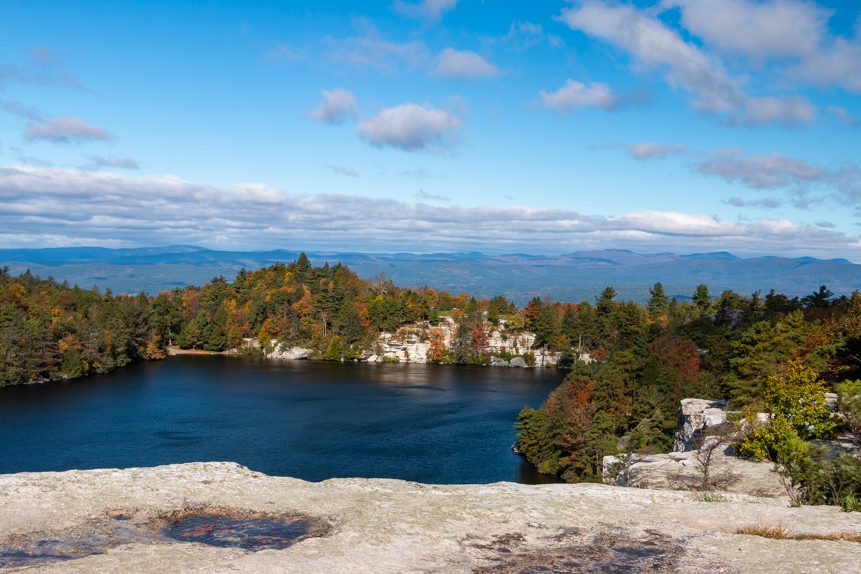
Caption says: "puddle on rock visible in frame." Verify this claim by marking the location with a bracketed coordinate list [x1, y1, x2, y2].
[0, 508, 326, 569]
[162, 512, 318, 550]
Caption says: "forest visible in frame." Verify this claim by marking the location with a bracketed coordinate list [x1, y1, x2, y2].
[1, 256, 860, 508]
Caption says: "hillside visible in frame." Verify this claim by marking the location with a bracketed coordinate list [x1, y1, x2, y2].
[1, 246, 858, 304]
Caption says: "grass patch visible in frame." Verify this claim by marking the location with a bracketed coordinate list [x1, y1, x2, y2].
[694, 492, 728, 503]
[736, 523, 861, 544]
[736, 523, 789, 539]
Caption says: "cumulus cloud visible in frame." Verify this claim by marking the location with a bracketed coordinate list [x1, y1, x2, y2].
[434, 49, 499, 79]
[25, 116, 113, 143]
[310, 88, 358, 124]
[696, 148, 826, 189]
[85, 155, 140, 170]
[357, 103, 462, 153]
[696, 148, 832, 189]
[697, 149, 861, 209]
[539, 79, 619, 112]
[665, 0, 829, 61]
[557, 1, 815, 125]
[327, 164, 359, 177]
[665, 0, 861, 92]
[0, 165, 858, 258]
[816, 220, 836, 229]
[394, 0, 458, 23]
[625, 142, 688, 160]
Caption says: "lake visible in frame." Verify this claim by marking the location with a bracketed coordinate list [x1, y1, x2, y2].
[0, 356, 565, 484]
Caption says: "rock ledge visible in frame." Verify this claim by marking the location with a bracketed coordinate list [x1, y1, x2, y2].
[1, 462, 860, 573]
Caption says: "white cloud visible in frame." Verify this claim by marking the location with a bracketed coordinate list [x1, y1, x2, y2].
[626, 142, 687, 160]
[724, 196, 782, 209]
[394, 0, 458, 23]
[310, 88, 358, 125]
[696, 148, 827, 189]
[357, 103, 462, 153]
[558, 1, 815, 125]
[25, 116, 112, 143]
[539, 79, 619, 112]
[434, 49, 499, 79]
[86, 155, 140, 170]
[664, 0, 830, 61]
[504, 20, 546, 49]
[328, 35, 430, 73]
[695, 149, 861, 209]
[1, 100, 43, 121]
[0, 165, 858, 259]
[414, 189, 450, 203]
[666, 0, 861, 92]
[328, 164, 359, 177]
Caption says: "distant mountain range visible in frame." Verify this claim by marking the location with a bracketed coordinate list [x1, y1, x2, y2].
[1, 245, 857, 305]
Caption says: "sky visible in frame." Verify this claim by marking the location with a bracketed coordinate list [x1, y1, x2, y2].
[0, 0, 860, 259]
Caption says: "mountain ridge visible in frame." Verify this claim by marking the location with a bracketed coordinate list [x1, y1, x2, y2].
[2, 245, 859, 305]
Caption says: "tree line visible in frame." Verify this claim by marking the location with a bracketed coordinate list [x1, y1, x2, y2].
[3, 257, 860, 508]
[515, 281, 861, 509]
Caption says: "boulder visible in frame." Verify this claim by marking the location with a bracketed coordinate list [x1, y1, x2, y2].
[674, 398, 728, 452]
[269, 346, 313, 360]
[509, 357, 528, 368]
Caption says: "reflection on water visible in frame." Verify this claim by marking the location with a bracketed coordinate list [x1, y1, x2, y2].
[0, 356, 565, 484]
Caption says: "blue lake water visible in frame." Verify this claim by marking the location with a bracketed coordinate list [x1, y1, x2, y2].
[0, 356, 565, 484]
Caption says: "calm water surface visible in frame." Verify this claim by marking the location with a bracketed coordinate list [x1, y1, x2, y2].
[0, 356, 564, 484]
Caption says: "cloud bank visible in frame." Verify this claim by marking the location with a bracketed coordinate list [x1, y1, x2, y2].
[1, 165, 858, 259]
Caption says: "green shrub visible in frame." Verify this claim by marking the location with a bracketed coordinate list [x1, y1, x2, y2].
[841, 495, 861, 512]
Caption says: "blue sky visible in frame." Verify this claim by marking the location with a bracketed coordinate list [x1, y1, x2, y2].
[1, 0, 860, 259]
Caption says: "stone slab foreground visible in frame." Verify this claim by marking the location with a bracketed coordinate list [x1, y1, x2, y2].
[1, 462, 860, 573]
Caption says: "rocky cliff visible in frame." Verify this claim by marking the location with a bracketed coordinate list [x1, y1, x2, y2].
[261, 317, 585, 367]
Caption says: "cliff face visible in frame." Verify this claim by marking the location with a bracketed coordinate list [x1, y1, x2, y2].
[261, 317, 586, 367]
[2, 462, 860, 573]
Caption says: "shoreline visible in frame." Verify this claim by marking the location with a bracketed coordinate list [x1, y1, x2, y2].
[166, 346, 225, 356]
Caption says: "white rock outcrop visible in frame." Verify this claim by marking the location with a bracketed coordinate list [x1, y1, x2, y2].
[266, 345, 313, 360]
[674, 398, 729, 452]
[1, 462, 860, 573]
